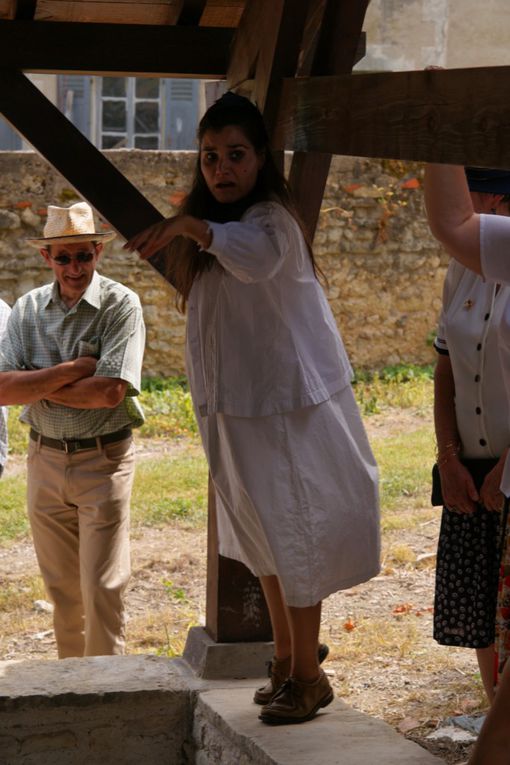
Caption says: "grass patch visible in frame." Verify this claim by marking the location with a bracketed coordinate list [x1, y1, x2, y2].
[353, 364, 433, 415]
[0, 575, 46, 612]
[131, 453, 208, 527]
[372, 426, 435, 514]
[328, 617, 421, 661]
[5, 406, 28, 455]
[0, 474, 29, 542]
[138, 376, 197, 438]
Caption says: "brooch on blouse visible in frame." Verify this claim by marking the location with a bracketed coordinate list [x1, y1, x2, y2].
[463, 299, 474, 310]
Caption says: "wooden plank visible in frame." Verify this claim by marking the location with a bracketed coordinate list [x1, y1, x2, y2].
[200, 0, 243, 27]
[274, 66, 510, 168]
[0, 69, 167, 262]
[0, 20, 233, 77]
[35, 0, 182, 24]
[0, 0, 16, 19]
[288, 0, 370, 239]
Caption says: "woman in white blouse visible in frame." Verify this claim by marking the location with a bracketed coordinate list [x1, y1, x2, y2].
[426, 163, 510, 765]
[433, 168, 510, 704]
[126, 92, 380, 725]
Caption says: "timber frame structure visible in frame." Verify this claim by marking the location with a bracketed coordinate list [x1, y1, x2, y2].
[1, 0, 510, 644]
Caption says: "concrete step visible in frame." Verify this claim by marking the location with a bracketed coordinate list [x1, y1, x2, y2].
[0, 656, 445, 765]
[194, 687, 444, 765]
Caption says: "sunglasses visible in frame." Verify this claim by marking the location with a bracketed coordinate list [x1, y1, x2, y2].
[48, 250, 95, 266]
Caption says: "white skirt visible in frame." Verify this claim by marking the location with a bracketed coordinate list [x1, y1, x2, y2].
[196, 385, 380, 608]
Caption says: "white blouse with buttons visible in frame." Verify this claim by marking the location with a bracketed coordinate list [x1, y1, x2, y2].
[480, 213, 510, 492]
[435, 257, 510, 458]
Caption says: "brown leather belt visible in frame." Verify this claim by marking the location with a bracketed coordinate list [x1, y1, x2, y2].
[30, 427, 132, 454]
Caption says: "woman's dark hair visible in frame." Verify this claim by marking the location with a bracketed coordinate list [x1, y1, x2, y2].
[165, 92, 320, 311]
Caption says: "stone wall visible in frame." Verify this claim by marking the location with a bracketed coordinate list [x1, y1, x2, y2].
[0, 151, 445, 376]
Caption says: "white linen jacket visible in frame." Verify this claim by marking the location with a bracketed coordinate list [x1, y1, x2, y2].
[185, 201, 353, 417]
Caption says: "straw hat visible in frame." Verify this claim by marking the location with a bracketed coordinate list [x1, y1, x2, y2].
[26, 202, 116, 248]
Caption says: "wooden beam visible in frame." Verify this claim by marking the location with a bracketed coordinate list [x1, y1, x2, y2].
[260, 0, 312, 134]
[0, 20, 233, 77]
[226, 0, 310, 119]
[274, 66, 510, 168]
[311, 0, 370, 75]
[0, 69, 167, 266]
[14, 0, 36, 18]
[0, 0, 15, 18]
[288, 0, 370, 239]
[177, 0, 206, 24]
[207, 0, 314, 645]
[226, 0, 282, 97]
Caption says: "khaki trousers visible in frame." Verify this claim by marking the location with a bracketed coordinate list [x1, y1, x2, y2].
[27, 435, 135, 658]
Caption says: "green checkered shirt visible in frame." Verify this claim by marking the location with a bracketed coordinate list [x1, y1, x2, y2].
[0, 271, 145, 439]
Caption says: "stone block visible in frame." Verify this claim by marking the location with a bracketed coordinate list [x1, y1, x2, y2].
[183, 626, 273, 680]
[0, 656, 192, 765]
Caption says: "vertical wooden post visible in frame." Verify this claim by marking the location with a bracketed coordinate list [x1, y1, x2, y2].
[202, 0, 319, 644]
[205, 477, 272, 642]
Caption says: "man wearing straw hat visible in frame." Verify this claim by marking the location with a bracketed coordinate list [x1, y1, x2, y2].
[0, 202, 145, 658]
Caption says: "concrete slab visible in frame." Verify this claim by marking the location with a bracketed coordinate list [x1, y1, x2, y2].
[193, 687, 445, 765]
[183, 626, 274, 679]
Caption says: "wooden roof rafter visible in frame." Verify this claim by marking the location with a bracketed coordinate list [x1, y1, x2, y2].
[0, 19, 234, 76]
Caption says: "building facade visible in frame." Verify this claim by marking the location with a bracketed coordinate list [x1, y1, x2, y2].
[0, 74, 201, 151]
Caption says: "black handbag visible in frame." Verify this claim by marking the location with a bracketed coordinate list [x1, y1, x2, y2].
[431, 457, 499, 507]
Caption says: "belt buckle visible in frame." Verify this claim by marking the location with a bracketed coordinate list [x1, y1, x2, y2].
[63, 439, 80, 454]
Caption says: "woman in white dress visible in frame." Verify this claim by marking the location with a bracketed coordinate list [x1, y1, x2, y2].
[425, 163, 510, 765]
[126, 93, 380, 725]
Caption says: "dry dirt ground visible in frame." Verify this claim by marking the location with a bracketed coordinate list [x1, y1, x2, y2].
[0, 413, 484, 765]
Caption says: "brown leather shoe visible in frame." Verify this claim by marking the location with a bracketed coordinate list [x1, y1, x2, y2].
[253, 643, 329, 706]
[253, 654, 291, 705]
[259, 669, 334, 725]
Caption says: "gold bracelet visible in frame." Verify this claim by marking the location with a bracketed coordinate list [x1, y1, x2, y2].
[437, 450, 460, 468]
[436, 440, 460, 458]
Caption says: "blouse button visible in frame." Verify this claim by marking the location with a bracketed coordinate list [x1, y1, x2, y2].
[475, 374, 481, 382]
[476, 407, 481, 414]
[476, 343, 482, 350]
[484, 313, 490, 321]
[479, 438, 487, 446]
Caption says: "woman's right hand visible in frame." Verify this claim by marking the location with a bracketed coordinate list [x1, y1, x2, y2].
[124, 216, 186, 260]
[439, 457, 479, 513]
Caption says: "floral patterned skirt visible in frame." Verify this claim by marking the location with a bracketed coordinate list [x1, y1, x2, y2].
[434, 506, 501, 648]
[495, 499, 510, 687]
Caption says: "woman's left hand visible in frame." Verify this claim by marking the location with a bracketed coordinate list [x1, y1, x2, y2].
[124, 216, 185, 260]
[480, 452, 507, 512]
